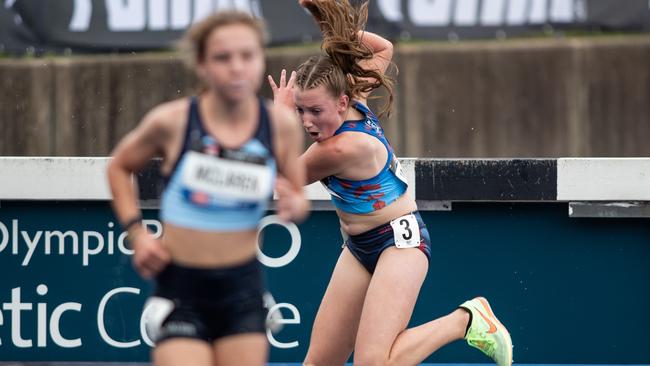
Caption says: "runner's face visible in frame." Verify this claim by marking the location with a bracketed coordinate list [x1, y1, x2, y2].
[294, 85, 348, 142]
[198, 24, 264, 102]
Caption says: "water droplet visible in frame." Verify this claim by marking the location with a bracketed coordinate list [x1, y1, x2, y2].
[447, 32, 459, 43]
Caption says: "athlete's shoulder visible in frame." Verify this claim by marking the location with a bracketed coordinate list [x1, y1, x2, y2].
[132, 98, 190, 144]
[338, 126, 379, 152]
[314, 131, 373, 163]
[144, 97, 191, 128]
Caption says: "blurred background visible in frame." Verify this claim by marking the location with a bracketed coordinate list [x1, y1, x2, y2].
[1, 0, 649, 158]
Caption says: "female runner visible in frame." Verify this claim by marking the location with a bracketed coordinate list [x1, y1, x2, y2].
[108, 11, 308, 366]
[268, 1, 512, 365]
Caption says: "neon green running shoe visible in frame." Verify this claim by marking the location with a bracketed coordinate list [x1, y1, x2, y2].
[459, 297, 513, 366]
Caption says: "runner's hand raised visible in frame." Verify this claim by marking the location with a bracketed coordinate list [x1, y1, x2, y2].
[268, 69, 297, 110]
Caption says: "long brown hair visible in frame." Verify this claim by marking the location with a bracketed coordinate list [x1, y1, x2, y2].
[296, 0, 395, 117]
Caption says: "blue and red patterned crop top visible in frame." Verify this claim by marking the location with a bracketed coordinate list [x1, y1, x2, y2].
[320, 101, 408, 214]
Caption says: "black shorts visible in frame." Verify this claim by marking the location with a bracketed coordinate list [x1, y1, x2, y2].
[345, 211, 431, 274]
[144, 257, 267, 344]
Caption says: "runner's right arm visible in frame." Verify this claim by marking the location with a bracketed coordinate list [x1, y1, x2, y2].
[107, 106, 173, 278]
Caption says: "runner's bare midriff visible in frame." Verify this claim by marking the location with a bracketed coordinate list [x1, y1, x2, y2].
[162, 224, 259, 268]
[337, 191, 418, 236]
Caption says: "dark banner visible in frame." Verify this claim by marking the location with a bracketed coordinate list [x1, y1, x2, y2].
[1, 0, 650, 55]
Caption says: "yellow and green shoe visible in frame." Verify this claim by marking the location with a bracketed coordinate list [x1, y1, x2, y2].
[459, 297, 513, 366]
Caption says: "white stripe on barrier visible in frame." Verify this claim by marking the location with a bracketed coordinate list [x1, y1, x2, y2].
[401, 158, 417, 200]
[557, 158, 650, 201]
[0, 157, 418, 201]
[303, 181, 330, 200]
[0, 157, 113, 200]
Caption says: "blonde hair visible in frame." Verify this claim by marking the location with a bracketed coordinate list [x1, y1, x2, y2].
[179, 11, 268, 68]
[296, 0, 395, 117]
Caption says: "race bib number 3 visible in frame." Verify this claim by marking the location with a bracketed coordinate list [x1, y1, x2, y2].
[390, 213, 421, 249]
[182, 151, 272, 201]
